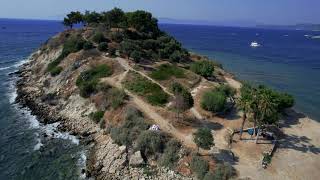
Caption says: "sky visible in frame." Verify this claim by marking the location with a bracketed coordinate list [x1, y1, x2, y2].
[0, 0, 319, 26]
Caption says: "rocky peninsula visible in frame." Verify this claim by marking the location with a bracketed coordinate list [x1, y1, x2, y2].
[15, 8, 320, 180]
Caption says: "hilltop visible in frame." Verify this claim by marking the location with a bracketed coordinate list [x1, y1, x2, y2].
[15, 8, 320, 180]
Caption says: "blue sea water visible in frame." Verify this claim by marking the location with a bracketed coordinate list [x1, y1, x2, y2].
[0, 19, 86, 180]
[0, 19, 319, 179]
[160, 24, 320, 121]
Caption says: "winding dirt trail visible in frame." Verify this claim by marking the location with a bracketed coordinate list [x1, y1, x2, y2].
[101, 57, 196, 149]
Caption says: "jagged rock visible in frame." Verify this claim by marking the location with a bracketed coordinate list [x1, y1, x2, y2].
[129, 151, 144, 167]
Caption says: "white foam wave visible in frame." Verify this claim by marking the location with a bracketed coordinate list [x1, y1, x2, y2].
[33, 132, 43, 151]
[42, 122, 80, 145]
[0, 66, 11, 71]
[78, 150, 87, 179]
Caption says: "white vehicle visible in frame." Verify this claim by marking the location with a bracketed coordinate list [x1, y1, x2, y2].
[250, 41, 261, 47]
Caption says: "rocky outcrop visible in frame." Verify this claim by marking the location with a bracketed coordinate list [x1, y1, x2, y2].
[129, 151, 144, 167]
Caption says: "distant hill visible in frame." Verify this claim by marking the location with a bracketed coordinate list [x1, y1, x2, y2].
[256, 24, 320, 31]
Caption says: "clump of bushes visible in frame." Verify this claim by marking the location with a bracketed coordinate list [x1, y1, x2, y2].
[201, 89, 227, 113]
[47, 35, 86, 75]
[159, 140, 181, 168]
[76, 64, 112, 98]
[124, 72, 169, 106]
[190, 60, 215, 77]
[89, 111, 105, 123]
[109, 107, 149, 146]
[190, 155, 209, 180]
[98, 42, 108, 52]
[136, 130, 165, 156]
[110, 31, 124, 43]
[193, 128, 214, 150]
[150, 64, 185, 80]
[130, 50, 143, 62]
[83, 41, 94, 50]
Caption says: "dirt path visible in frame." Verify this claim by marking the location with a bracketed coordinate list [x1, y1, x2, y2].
[102, 58, 196, 149]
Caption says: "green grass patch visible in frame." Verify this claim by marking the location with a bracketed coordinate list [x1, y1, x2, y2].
[76, 64, 112, 98]
[124, 72, 169, 106]
[150, 64, 185, 80]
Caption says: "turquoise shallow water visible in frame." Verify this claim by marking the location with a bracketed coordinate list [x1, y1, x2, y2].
[160, 24, 320, 121]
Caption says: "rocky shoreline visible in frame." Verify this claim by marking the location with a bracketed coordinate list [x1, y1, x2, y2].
[15, 54, 193, 179]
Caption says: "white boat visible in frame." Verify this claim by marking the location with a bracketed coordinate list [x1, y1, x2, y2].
[250, 41, 261, 47]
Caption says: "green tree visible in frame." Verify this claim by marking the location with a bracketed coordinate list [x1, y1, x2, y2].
[63, 11, 83, 28]
[102, 8, 126, 28]
[237, 84, 254, 140]
[126, 10, 159, 34]
[83, 11, 102, 25]
[193, 128, 214, 150]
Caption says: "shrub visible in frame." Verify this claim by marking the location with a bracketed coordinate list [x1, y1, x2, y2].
[136, 130, 164, 156]
[108, 88, 127, 109]
[98, 42, 108, 52]
[190, 60, 215, 77]
[193, 128, 214, 150]
[108, 47, 116, 56]
[146, 91, 169, 106]
[130, 50, 143, 62]
[92, 32, 107, 43]
[213, 163, 236, 180]
[274, 92, 295, 111]
[203, 172, 215, 180]
[79, 80, 98, 98]
[216, 84, 236, 97]
[150, 64, 185, 80]
[76, 64, 112, 97]
[89, 111, 105, 123]
[201, 90, 227, 113]
[83, 41, 94, 50]
[110, 31, 123, 43]
[50, 66, 63, 76]
[142, 39, 159, 50]
[190, 155, 209, 180]
[171, 82, 194, 109]
[120, 40, 139, 56]
[169, 50, 183, 62]
[159, 140, 181, 168]
[110, 107, 149, 146]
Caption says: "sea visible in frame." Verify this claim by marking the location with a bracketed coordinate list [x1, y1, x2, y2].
[0, 19, 319, 179]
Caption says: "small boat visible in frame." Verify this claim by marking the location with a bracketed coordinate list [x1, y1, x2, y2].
[250, 41, 261, 47]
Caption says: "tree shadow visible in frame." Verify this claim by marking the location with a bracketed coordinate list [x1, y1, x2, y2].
[180, 117, 224, 131]
[222, 107, 241, 121]
[279, 108, 306, 128]
[278, 134, 320, 154]
[213, 149, 239, 165]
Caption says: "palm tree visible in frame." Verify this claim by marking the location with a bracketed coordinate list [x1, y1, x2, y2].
[237, 84, 254, 140]
[254, 87, 278, 144]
